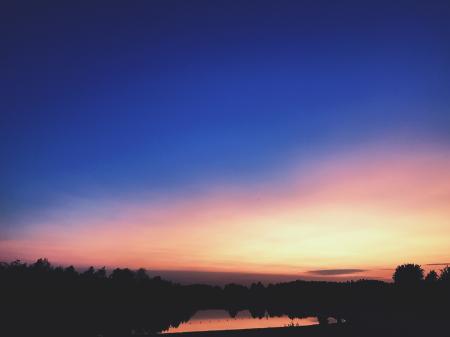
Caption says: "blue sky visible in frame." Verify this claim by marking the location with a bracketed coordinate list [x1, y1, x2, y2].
[1, 0, 450, 251]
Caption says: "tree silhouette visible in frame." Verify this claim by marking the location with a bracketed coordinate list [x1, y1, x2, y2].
[111, 268, 135, 282]
[33, 258, 51, 271]
[425, 270, 438, 283]
[82, 266, 95, 278]
[439, 266, 450, 282]
[136, 268, 149, 281]
[64, 265, 77, 279]
[94, 267, 107, 279]
[393, 264, 424, 285]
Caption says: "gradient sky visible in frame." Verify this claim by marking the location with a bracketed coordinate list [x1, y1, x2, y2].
[1, 0, 450, 282]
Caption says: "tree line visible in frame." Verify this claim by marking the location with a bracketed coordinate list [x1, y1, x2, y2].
[1, 259, 449, 336]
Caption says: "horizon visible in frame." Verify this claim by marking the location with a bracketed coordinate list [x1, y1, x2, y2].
[3, 257, 450, 285]
[2, 1, 450, 282]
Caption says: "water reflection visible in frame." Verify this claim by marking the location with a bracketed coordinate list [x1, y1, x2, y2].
[161, 310, 319, 333]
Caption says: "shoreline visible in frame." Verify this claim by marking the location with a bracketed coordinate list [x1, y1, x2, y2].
[162, 324, 347, 337]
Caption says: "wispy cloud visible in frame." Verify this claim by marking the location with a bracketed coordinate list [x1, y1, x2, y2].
[307, 269, 366, 276]
[425, 263, 450, 266]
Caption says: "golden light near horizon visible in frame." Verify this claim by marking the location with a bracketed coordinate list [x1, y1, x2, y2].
[1, 143, 449, 279]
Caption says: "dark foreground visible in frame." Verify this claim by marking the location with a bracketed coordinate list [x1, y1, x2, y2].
[1, 260, 449, 336]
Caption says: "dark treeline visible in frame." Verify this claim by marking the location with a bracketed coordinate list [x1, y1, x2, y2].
[1, 259, 449, 336]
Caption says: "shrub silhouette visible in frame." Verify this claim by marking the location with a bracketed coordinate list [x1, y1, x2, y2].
[393, 264, 424, 285]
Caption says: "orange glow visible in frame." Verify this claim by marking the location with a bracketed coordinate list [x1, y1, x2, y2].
[162, 310, 318, 333]
[1, 143, 449, 280]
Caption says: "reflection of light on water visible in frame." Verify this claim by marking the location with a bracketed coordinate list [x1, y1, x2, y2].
[161, 310, 320, 334]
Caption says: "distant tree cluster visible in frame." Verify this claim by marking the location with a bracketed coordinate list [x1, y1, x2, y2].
[1, 258, 151, 282]
[392, 263, 450, 285]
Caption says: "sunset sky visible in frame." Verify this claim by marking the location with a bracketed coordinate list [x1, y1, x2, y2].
[1, 0, 450, 282]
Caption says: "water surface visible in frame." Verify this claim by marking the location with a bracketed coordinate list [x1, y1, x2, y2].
[161, 310, 319, 333]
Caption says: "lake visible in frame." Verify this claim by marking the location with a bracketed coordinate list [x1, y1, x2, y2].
[161, 310, 322, 333]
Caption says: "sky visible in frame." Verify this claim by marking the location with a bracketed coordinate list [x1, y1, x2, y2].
[1, 0, 450, 283]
